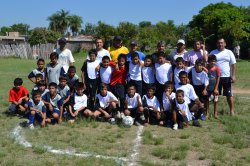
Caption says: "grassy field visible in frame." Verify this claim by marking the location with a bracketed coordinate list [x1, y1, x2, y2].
[0, 53, 249, 166]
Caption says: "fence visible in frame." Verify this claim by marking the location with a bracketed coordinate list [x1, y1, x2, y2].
[0, 43, 81, 59]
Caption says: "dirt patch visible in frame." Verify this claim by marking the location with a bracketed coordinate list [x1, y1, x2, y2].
[234, 87, 250, 94]
[186, 151, 211, 166]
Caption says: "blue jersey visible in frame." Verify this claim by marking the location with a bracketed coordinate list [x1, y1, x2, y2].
[126, 51, 145, 62]
[42, 92, 63, 110]
[28, 99, 46, 113]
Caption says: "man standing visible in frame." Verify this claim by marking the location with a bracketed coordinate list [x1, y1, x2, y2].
[169, 39, 187, 64]
[126, 41, 145, 62]
[210, 38, 236, 115]
[108, 36, 129, 63]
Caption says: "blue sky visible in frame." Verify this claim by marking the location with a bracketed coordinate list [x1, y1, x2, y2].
[1, 0, 249, 29]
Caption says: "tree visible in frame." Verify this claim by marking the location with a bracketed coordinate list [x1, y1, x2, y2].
[139, 21, 152, 28]
[68, 15, 83, 36]
[95, 21, 116, 42]
[80, 23, 97, 35]
[117, 22, 138, 45]
[11, 23, 30, 35]
[0, 26, 12, 35]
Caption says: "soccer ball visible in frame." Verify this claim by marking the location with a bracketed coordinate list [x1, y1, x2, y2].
[122, 116, 134, 127]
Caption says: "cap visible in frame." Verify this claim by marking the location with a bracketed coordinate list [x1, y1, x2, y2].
[113, 35, 122, 41]
[177, 39, 185, 45]
[58, 38, 67, 44]
[130, 41, 137, 45]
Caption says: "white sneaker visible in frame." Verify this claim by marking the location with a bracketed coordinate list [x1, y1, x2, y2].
[28, 124, 34, 130]
[173, 123, 178, 130]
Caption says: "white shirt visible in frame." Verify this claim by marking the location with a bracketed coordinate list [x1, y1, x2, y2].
[142, 95, 160, 112]
[126, 93, 141, 109]
[129, 62, 142, 81]
[87, 49, 111, 63]
[175, 83, 198, 104]
[100, 66, 113, 84]
[174, 99, 192, 121]
[54, 48, 75, 72]
[210, 49, 236, 77]
[169, 50, 188, 64]
[162, 92, 176, 111]
[96, 91, 118, 108]
[155, 63, 172, 84]
[87, 60, 99, 79]
[173, 67, 192, 84]
[190, 68, 209, 86]
[142, 66, 155, 84]
[74, 93, 87, 110]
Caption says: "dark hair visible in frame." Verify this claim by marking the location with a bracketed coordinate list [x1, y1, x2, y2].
[131, 52, 139, 59]
[179, 71, 188, 77]
[157, 51, 166, 58]
[37, 80, 47, 87]
[176, 89, 184, 96]
[14, 78, 23, 86]
[175, 57, 185, 64]
[147, 85, 156, 92]
[164, 81, 173, 89]
[157, 41, 166, 47]
[50, 52, 59, 59]
[102, 55, 110, 62]
[59, 76, 67, 81]
[95, 38, 104, 42]
[32, 90, 41, 97]
[48, 82, 57, 88]
[144, 55, 152, 61]
[100, 83, 108, 90]
[68, 66, 76, 73]
[217, 37, 225, 42]
[127, 82, 135, 89]
[118, 53, 127, 61]
[208, 55, 217, 62]
[37, 58, 45, 64]
[76, 82, 85, 90]
[193, 39, 202, 44]
[195, 59, 204, 66]
[88, 49, 97, 56]
[35, 73, 44, 79]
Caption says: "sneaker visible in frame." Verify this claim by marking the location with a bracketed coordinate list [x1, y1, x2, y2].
[28, 124, 34, 130]
[140, 114, 145, 121]
[209, 94, 214, 102]
[109, 118, 116, 125]
[192, 120, 202, 127]
[200, 113, 206, 121]
[173, 123, 178, 130]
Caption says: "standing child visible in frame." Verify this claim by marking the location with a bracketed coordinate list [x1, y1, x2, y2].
[173, 57, 192, 84]
[42, 82, 64, 123]
[46, 52, 65, 85]
[124, 84, 144, 125]
[142, 56, 155, 95]
[207, 55, 220, 118]
[31, 73, 44, 96]
[142, 85, 161, 125]
[8, 78, 29, 114]
[99, 56, 113, 86]
[28, 58, 46, 84]
[66, 66, 79, 89]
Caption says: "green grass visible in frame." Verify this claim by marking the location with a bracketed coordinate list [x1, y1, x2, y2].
[0, 57, 250, 165]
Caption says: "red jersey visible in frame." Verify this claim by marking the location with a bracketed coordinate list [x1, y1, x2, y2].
[9, 85, 29, 102]
[109, 61, 127, 86]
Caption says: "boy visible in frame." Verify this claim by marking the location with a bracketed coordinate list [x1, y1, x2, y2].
[81, 49, 99, 109]
[142, 56, 155, 95]
[58, 76, 71, 112]
[175, 71, 204, 127]
[9, 78, 29, 114]
[155, 52, 172, 101]
[124, 84, 144, 125]
[46, 52, 65, 85]
[28, 58, 46, 84]
[142, 85, 160, 125]
[68, 82, 89, 121]
[27, 90, 46, 129]
[172, 90, 193, 130]
[91, 83, 118, 121]
[207, 55, 220, 118]
[42, 82, 64, 124]
[99, 56, 113, 86]
[31, 73, 44, 96]
[66, 66, 79, 89]
[173, 57, 192, 84]
[37, 80, 49, 98]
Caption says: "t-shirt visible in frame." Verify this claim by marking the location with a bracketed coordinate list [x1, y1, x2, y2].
[100, 66, 113, 84]
[183, 50, 208, 66]
[173, 67, 192, 84]
[46, 63, 65, 85]
[175, 83, 198, 104]
[207, 66, 220, 91]
[58, 85, 70, 99]
[126, 93, 141, 109]
[162, 92, 176, 111]
[173, 99, 192, 121]
[189, 68, 209, 86]
[169, 50, 188, 64]
[54, 48, 75, 72]
[9, 86, 29, 102]
[87, 49, 111, 63]
[128, 61, 142, 81]
[109, 62, 127, 86]
[73, 93, 87, 110]
[42, 92, 63, 110]
[28, 68, 46, 80]
[96, 91, 118, 109]
[66, 74, 79, 88]
[155, 63, 172, 84]
[209, 49, 236, 77]
[108, 46, 129, 63]
[142, 66, 155, 84]
[126, 51, 146, 62]
[40, 89, 49, 98]
[28, 99, 46, 113]
[81, 60, 99, 80]
[142, 95, 160, 112]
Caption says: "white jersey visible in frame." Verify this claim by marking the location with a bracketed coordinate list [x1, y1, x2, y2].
[129, 61, 142, 81]
[74, 93, 87, 110]
[87, 49, 111, 63]
[190, 68, 209, 86]
[142, 95, 160, 112]
[210, 49, 236, 77]
[142, 66, 155, 84]
[58, 85, 70, 99]
[87, 60, 100, 79]
[175, 83, 198, 104]
[100, 66, 113, 84]
[155, 63, 172, 84]
[126, 93, 141, 109]
[54, 48, 75, 72]
[173, 67, 192, 84]
[162, 92, 176, 111]
[96, 91, 118, 109]
[174, 99, 192, 121]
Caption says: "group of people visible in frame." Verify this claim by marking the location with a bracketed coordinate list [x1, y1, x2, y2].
[8, 36, 236, 130]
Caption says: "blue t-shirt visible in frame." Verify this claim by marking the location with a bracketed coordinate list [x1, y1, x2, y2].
[42, 92, 63, 110]
[126, 51, 146, 62]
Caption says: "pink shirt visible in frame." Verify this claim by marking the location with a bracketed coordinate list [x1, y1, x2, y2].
[184, 50, 207, 66]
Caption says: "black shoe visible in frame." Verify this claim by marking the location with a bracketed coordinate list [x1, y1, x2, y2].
[192, 120, 202, 127]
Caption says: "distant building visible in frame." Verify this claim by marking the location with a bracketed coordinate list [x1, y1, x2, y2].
[0, 32, 26, 45]
[59, 35, 95, 50]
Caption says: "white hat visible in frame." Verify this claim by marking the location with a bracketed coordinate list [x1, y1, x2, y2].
[177, 39, 185, 45]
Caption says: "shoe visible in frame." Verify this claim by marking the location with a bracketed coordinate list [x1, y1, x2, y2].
[200, 113, 206, 121]
[134, 121, 142, 126]
[192, 120, 202, 127]
[28, 124, 34, 130]
[109, 118, 116, 125]
[140, 114, 145, 121]
[173, 123, 178, 130]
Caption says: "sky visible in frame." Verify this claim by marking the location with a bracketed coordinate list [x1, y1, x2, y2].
[1, 0, 249, 29]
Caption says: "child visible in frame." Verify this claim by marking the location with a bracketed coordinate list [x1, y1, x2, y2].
[68, 82, 89, 121]
[142, 85, 160, 125]
[175, 71, 204, 127]
[124, 84, 144, 125]
[91, 83, 118, 121]
[37, 80, 49, 97]
[172, 90, 193, 130]
[207, 55, 220, 118]
[42, 82, 64, 123]
[155, 52, 172, 101]
[173, 57, 192, 84]
[142, 56, 155, 95]
[81, 49, 99, 109]
[127, 52, 143, 96]
[9, 78, 29, 114]
[58, 76, 71, 116]
[31, 73, 44, 95]
[99, 56, 113, 86]
[27, 90, 46, 129]
[66, 66, 79, 89]
[160, 81, 176, 126]
[28, 58, 46, 84]
[46, 52, 65, 85]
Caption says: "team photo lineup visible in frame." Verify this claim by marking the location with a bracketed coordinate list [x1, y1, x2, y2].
[8, 35, 236, 130]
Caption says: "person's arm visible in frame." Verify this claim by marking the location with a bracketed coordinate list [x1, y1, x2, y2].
[28, 71, 36, 84]
[214, 67, 220, 95]
[201, 45, 208, 62]
[137, 95, 142, 107]
[231, 63, 236, 83]
[59, 105, 63, 123]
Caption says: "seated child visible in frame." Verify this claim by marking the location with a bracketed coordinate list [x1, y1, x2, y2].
[37, 80, 49, 98]
[28, 58, 46, 84]
[172, 90, 193, 130]
[9, 78, 29, 114]
[31, 73, 44, 96]
[66, 66, 79, 89]
[124, 84, 144, 125]
[142, 85, 161, 125]
[142, 55, 155, 96]
[91, 83, 118, 121]
[42, 82, 64, 123]
[27, 90, 46, 129]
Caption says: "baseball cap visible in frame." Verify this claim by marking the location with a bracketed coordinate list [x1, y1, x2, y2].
[113, 35, 122, 41]
[130, 41, 137, 45]
[58, 38, 67, 44]
[177, 39, 185, 45]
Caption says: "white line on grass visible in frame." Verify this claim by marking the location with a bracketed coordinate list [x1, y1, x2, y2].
[10, 125, 127, 162]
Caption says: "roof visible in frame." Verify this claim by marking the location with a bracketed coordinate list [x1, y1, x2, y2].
[0, 36, 26, 41]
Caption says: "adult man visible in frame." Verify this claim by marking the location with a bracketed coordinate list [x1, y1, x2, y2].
[54, 38, 75, 72]
[126, 41, 146, 62]
[169, 39, 187, 64]
[151, 41, 166, 64]
[210, 38, 236, 115]
[108, 36, 129, 63]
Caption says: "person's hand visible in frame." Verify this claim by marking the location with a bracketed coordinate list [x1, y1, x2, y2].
[231, 75, 236, 83]
[202, 89, 207, 96]
[201, 44, 205, 50]
[95, 65, 100, 71]
[48, 103, 53, 111]
[214, 89, 219, 96]
[180, 110, 186, 116]
[198, 102, 204, 108]
[41, 120, 45, 127]
[58, 118, 62, 124]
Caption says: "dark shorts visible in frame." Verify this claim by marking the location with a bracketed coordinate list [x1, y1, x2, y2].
[193, 85, 208, 102]
[161, 111, 172, 121]
[219, 77, 233, 97]
[128, 107, 138, 118]
[46, 108, 60, 118]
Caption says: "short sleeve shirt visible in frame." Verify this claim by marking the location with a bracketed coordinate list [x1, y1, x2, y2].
[108, 46, 129, 63]
[54, 48, 75, 72]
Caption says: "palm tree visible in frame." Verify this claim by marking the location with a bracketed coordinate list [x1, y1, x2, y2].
[68, 15, 83, 36]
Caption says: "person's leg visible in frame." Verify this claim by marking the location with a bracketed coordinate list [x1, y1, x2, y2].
[9, 103, 17, 114]
[213, 100, 218, 118]
[93, 110, 102, 119]
[227, 96, 234, 115]
[83, 109, 93, 118]
[135, 80, 142, 96]
[28, 111, 35, 125]
[222, 77, 234, 115]
[143, 107, 150, 124]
